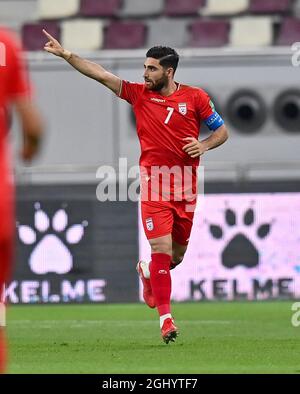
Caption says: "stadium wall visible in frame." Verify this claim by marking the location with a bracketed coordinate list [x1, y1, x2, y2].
[7, 49, 300, 304]
[7, 181, 300, 304]
[10, 184, 138, 304]
[11, 48, 300, 184]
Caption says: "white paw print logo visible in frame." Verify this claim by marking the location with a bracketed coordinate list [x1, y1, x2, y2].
[17, 203, 88, 275]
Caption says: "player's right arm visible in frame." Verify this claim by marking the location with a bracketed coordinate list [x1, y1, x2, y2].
[43, 29, 121, 94]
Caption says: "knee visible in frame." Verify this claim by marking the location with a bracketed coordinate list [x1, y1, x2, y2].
[150, 240, 172, 256]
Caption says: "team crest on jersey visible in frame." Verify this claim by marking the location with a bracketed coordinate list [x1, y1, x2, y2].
[146, 218, 154, 231]
[178, 103, 187, 115]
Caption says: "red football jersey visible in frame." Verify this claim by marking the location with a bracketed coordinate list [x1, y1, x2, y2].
[118, 80, 214, 167]
[0, 27, 31, 171]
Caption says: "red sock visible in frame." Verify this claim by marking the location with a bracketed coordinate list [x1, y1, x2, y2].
[149, 253, 171, 316]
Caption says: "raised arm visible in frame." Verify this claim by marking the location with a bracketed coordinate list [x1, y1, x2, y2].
[43, 29, 121, 94]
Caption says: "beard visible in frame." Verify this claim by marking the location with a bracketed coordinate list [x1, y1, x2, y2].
[145, 74, 168, 91]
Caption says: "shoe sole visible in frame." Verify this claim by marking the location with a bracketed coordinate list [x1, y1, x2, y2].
[163, 329, 179, 344]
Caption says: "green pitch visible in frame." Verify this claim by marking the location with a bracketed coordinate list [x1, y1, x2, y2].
[6, 301, 300, 374]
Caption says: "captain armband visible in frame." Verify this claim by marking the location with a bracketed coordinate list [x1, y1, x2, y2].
[204, 112, 224, 131]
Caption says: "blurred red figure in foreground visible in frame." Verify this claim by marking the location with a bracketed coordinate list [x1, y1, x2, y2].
[0, 26, 43, 373]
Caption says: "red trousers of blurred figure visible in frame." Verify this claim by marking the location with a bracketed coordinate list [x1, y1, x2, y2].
[0, 176, 14, 374]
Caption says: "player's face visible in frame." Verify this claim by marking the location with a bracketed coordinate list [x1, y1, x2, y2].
[143, 58, 169, 91]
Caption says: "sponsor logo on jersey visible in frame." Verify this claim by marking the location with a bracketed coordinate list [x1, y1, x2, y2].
[150, 97, 166, 103]
[146, 217, 154, 231]
[178, 103, 187, 115]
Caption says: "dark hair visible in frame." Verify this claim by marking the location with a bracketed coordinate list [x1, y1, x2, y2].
[146, 46, 179, 74]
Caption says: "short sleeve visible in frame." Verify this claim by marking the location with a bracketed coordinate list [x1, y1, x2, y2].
[118, 80, 144, 105]
[197, 88, 224, 131]
[6, 33, 31, 99]
[197, 89, 215, 120]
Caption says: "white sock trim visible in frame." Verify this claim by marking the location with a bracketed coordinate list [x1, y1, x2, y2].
[160, 313, 172, 329]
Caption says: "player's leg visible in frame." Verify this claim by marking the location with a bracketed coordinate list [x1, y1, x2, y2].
[171, 200, 196, 270]
[136, 260, 156, 308]
[0, 238, 13, 374]
[0, 272, 6, 374]
[138, 201, 173, 309]
[148, 234, 178, 343]
[0, 327, 6, 374]
[0, 186, 14, 373]
[137, 232, 172, 309]
[139, 201, 178, 342]
[171, 240, 187, 270]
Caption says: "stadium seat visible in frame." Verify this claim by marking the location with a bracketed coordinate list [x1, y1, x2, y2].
[277, 18, 300, 46]
[120, 0, 164, 17]
[249, 0, 291, 14]
[188, 20, 230, 47]
[22, 22, 60, 51]
[146, 18, 189, 48]
[104, 21, 146, 49]
[80, 0, 122, 17]
[164, 0, 205, 16]
[200, 0, 249, 15]
[38, 0, 80, 20]
[230, 17, 273, 46]
[61, 19, 104, 50]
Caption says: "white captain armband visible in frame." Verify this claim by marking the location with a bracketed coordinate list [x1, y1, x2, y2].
[204, 112, 224, 131]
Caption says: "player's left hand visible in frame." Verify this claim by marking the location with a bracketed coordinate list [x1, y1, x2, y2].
[21, 135, 41, 162]
[182, 137, 208, 158]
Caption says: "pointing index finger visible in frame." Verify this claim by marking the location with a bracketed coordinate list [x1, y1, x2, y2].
[43, 29, 55, 41]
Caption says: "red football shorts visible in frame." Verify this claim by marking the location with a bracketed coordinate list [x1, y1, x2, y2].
[140, 164, 197, 245]
[140, 166, 197, 245]
[141, 199, 196, 245]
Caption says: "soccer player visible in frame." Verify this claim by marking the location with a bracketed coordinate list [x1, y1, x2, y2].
[0, 26, 43, 372]
[43, 30, 228, 344]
